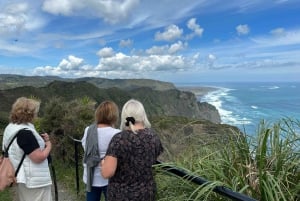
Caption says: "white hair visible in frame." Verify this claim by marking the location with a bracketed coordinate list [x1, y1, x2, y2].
[120, 99, 151, 133]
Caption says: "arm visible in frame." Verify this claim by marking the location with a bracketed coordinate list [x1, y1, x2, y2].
[17, 131, 52, 164]
[28, 140, 52, 163]
[101, 156, 117, 179]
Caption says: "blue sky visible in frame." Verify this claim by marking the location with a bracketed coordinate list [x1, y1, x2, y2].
[0, 0, 300, 83]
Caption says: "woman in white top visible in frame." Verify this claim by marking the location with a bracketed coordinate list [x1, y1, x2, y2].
[2, 97, 52, 201]
[81, 100, 120, 201]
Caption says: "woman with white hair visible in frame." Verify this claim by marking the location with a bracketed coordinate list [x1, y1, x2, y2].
[101, 99, 163, 201]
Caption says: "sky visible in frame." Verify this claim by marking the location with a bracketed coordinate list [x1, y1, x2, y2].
[0, 0, 300, 84]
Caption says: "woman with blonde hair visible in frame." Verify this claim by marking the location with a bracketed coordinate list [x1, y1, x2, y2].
[101, 99, 163, 201]
[2, 97, 52, 201]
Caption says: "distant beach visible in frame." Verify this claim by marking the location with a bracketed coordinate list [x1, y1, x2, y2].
[177, 86, 219, 98]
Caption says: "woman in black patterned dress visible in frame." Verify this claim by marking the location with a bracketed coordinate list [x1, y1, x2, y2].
[101, 99, 163, 201]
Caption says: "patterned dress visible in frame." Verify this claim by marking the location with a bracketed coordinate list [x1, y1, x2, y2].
[106, 128, 163, 201]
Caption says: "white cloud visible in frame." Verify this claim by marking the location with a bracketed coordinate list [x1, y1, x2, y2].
[33, 55, 94, 77]
[186, 18, 204, 39]
[252, 29, 300, 46]
[96, 53, 188, 72]
[270, 28, 286, 36]
[146, 41, 186, 55]
[236, 24, 250, 35]
[58, 55, 84, 70]
[42, 0, 85, 16]
[97, 47, 115, 58]
[119, 39, 133, 48]
[168, 41, 186, 54]
[146, 45, 169, 55]
[0, 2, 45, 38]
[32, 49, 201, 78]
[42, 0, 140, 24]
[155, 25, 183, 41]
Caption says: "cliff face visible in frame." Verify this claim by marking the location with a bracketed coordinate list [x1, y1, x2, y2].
[129, 88, 220, 123]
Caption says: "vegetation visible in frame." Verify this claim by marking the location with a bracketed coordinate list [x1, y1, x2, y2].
[33, 116, 298, 201]
[0, 83, 299, 200]
[154, 118, 300, 200]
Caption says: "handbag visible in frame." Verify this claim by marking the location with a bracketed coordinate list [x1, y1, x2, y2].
[0, 130, 26, 191]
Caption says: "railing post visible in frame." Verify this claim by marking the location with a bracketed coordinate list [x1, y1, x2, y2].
[74, 140, 80, 195]
[68, 135, 82, 195]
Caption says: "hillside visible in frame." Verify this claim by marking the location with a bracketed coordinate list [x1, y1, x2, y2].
[0, 79, 221, 128]
[0, 74, 176, 91]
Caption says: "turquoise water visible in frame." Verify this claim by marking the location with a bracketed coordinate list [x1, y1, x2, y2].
[176, 82, 300, 135]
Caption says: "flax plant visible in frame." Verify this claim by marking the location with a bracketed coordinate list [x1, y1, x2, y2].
[155, 118, 299, 201]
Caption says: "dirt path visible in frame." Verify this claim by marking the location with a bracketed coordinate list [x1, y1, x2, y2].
[52, 182, 78, 201]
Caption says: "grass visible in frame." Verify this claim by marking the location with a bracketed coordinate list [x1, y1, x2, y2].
[1, 118, 299, 201]
[154, 118, 300, 201]
[0, 188, 14, 201]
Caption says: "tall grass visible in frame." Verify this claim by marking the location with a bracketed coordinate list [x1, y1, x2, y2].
[155, 118, 300, 201]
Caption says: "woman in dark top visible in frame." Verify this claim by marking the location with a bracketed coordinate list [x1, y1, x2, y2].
[101, 99, 163, 201]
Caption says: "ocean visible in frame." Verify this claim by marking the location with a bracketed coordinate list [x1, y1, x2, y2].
[177, 82, 300, 136]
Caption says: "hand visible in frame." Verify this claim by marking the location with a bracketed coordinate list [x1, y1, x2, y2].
[41, 133, 50, 142]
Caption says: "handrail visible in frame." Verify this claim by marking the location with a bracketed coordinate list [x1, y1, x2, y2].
[69, 136, 257, 201]
[155, 161, 257, 201]
[1, 133, 257, 200]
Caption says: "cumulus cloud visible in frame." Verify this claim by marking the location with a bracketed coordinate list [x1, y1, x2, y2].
[236, 24, 250, 35]
[155, 24, 183, 41]
[119, 39, 133, 48]
[42, 0, 140, 24]
[96, 53, 187, 72]
[33, 48, 201, 78]
[97, 47, 115, 57]
[186, 18, 204, 39]
[58, 55, 84, 70]
[33, 55, 94, 77]
[146, 41, 186, 55]
[168, 41, 186, 54]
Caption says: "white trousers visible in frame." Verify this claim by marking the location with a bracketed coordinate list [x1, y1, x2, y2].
[17, 183, 52, 201]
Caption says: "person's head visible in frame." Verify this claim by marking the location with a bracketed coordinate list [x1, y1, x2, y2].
[120, 99, 151, 132]
[9, 97, 40, 124]
[95, 100, 119, 127]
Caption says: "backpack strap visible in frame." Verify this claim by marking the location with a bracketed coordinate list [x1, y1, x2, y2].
[3, 129, 27, 177]
[4, 133, 19, 155]
[15, 153, 26, 176]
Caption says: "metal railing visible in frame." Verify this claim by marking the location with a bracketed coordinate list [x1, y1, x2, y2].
[1, 133, 257, 201]
[69, 137, 257, 201]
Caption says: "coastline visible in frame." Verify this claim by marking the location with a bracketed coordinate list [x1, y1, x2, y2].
[177, 86, 219, 98]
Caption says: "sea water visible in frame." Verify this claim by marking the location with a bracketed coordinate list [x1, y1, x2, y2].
[177, 82, 300, 136]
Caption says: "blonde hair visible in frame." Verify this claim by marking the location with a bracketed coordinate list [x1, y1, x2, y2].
[120, 99, 151, 133]
[9, 97, 40, 124]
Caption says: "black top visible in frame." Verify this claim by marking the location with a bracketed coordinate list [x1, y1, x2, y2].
[17, 129, 40, 155]
[106, 128, 163, 201]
